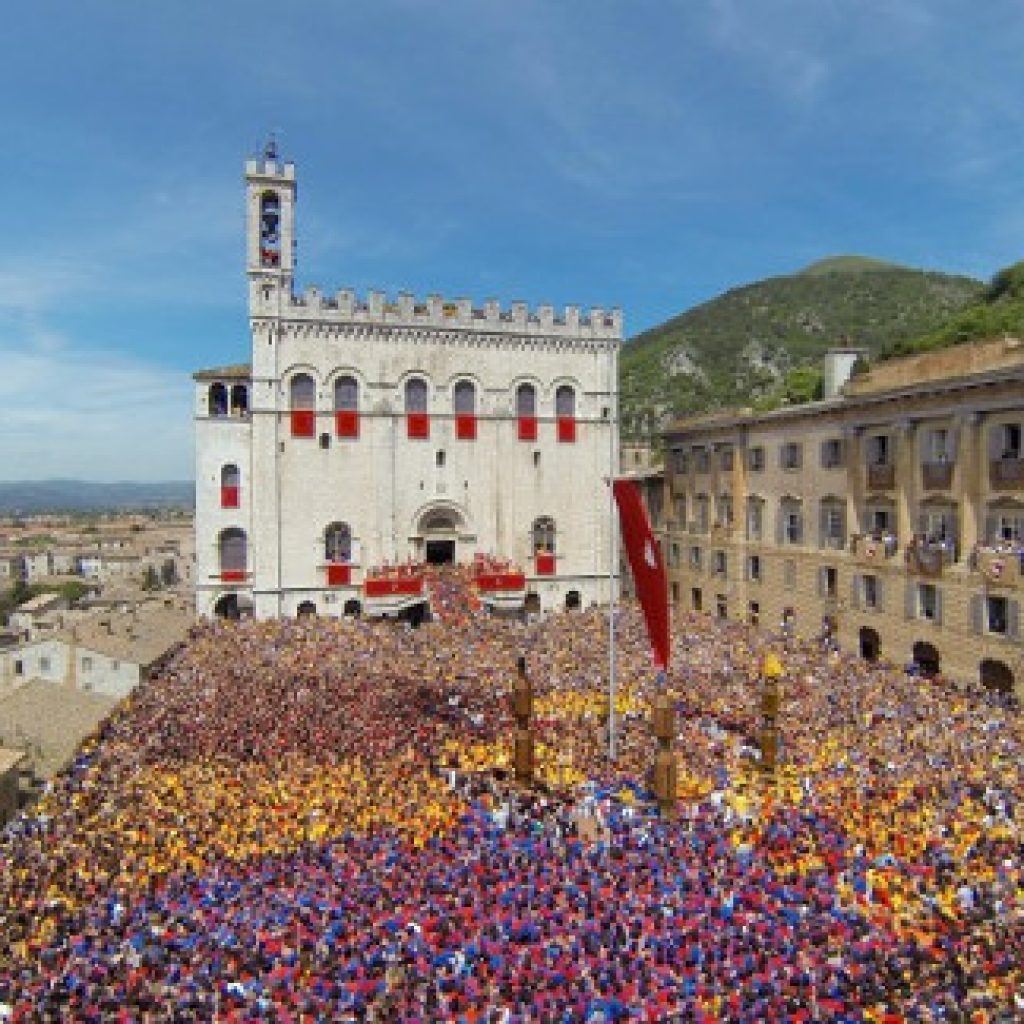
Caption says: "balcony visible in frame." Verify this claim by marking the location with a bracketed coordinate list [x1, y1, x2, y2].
[852, 532, 899, 566]
[866, 463, 895, 490]
[976, 546, 1024, 588]
[921, 461, 953, 491]
[989, 458, 1024, 490]
[905, 538, 954, 578]
[710, 522, 735, 542]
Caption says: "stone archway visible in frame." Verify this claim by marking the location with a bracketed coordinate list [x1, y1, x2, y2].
[565, 590, 581, 611]
[912, 641, 940, 678]
[214, 594, 240, 620]
[859, 626, 880, 663]
[343, 599, 362, 618]
[415, 503, 467, 565]
[524, 592, 541, 615]
[979, 658, 1014, 694]
[296, 601, 317, 618]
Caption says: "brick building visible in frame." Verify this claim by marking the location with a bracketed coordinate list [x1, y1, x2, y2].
[662, 339, 1024, 696]
[194, 147, 621, 619]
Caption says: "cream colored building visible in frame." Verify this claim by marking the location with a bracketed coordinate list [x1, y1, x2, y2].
[662, 339, 1024, 696]
[194, 147, 621, 619]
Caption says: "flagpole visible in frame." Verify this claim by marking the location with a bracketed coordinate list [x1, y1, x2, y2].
[608, 341, 618, 764]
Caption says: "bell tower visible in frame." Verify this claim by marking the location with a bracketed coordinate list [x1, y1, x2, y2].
[245, 138, 296, 311]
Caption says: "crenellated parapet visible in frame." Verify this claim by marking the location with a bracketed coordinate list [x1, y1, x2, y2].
[252, 285, 622, 341]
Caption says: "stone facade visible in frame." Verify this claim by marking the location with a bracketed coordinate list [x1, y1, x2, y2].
[194, 151, 621, 619]
[662, 339, 1024, 697]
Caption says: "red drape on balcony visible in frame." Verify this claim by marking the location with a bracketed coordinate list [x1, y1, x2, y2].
[518, 416, 537, 442]
[335, 410, 359, 438]
[557, 416, 577, 443]
[455, 413, 477, 440]
[535, 552, 555, 575]
[290, 410, 315, 437]
[220, 486, 239, 509]
[326, 563, 351, 586]
[406, 412, 430, 439]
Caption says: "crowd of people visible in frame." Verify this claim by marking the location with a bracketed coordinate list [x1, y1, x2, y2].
[0, 568, 1022, 1021]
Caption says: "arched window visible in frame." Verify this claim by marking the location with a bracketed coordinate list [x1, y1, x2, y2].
[517, 383, 537, 441]
[325, 522, 353, 586]
[555, 385, 576, 443]
[289, 373, 316, 437]
[325, 522, 352, 563]
[208, 383, 228, 417]
[454, 380, 477, 440]
[260, 191, 281, 268]
[533, 516, 556, 575]
[334, 376, 359, 438]
[405, 378, 429, 439]
[230, 384, 249, 417]
[219, 528, 247, 581]
[220, 464, 240, 509]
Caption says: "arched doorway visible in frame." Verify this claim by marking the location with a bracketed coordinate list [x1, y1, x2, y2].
[912, 641, 940, 678]
[524, 592, 541, 615]
[979, 658, 1014, 694]
[416, 505, 465, 565]
[859, 626, 880, 663]
[343, 599, 362, 618]
[565, 590, 581, 611]
[214, 594, 240, 620]
[296, 601, 317, 618]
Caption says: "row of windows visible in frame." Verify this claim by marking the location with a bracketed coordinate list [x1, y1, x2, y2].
[209, 379, 578, 417]
[673, 494, 1022, 554]
[674, 550, 1020, 637]
[672, 423, 1024, 475]
[215, 517, 560, 578]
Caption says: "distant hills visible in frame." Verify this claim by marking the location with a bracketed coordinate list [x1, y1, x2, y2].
[620, 255, 985, 438]
[0, 480, 194, 516]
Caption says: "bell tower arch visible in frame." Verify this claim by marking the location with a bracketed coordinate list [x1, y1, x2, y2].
[245, 138, 296, 308]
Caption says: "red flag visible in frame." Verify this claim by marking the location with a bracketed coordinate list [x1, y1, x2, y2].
[613, 479, 670, 670]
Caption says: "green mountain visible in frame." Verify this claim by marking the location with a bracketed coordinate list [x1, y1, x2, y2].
[881, 259, 1024, 359]
[621, 256, 983, 439]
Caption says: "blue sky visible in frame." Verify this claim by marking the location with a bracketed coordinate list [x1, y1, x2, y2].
[3, 0, 1024, 480]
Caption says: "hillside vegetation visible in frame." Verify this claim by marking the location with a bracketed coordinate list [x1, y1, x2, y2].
[881, 259, 1024, 359]
[621, 256, 982, 437]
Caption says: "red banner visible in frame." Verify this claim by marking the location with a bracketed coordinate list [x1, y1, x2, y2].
[613, 479, 670, 670]
[364, 577, 424, 598]
[476, 572, 526, 591]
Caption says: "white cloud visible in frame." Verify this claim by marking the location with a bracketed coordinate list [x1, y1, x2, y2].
[0, 326, 192, 481]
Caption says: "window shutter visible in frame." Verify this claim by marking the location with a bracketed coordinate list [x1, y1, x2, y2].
[971, 594, 984, 634]
[1008, 599, 1020, 639]
[851, 575, 861, 609]
[820, 440, 829, 467]
[876, 578, 884, 611]
[795, 445, 803, 469]
[948, 426, 959, 461]
[934, 588, 943, 626]
[776, 510, 785, 545]
[817, 567, 824, 596]
[905, 583, 916, 620]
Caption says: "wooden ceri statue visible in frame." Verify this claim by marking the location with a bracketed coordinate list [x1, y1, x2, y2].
[513, 655, 535, 785]
[652, 674, 676, 814]
[760, 651, 784, 780]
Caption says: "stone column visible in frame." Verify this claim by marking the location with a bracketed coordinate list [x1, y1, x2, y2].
[844, 425, 865, 538]
[895, 419, 917, 544]
[652, 692, 676, 814]
[958, 411, 984, 554]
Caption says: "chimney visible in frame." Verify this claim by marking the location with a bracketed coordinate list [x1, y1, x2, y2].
[821, 347, 866, 400]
